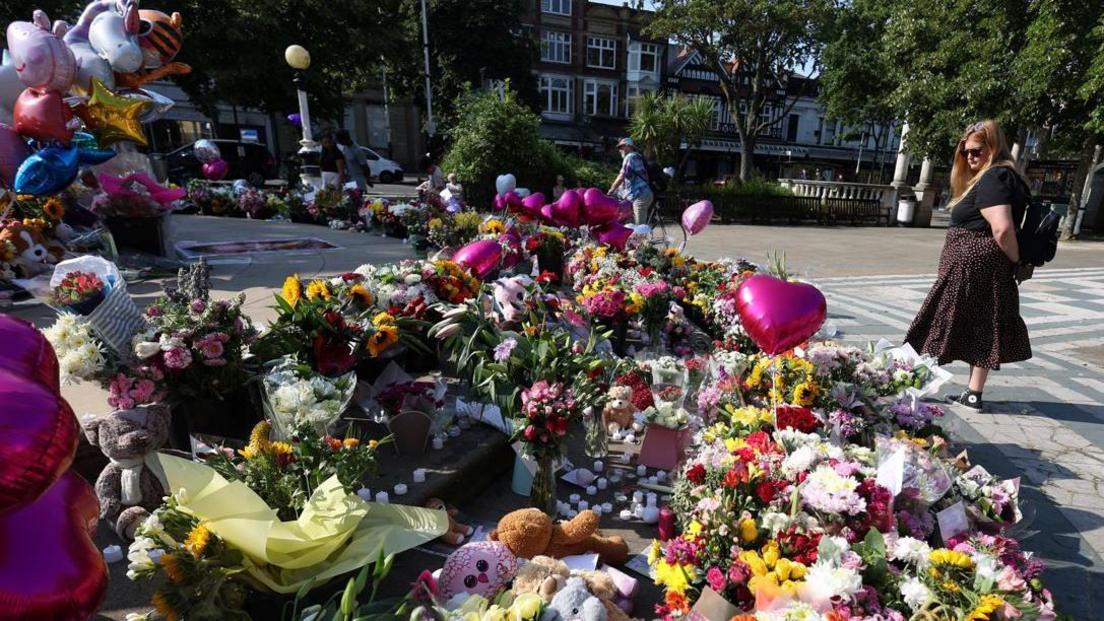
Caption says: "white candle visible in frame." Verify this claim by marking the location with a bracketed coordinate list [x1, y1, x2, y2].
[393, 483, 408, 496]
[593, 460, 604, 472]
[448, 425, 461, 437]
[624, 433, 636, 443]
[610, 473, 622, 483]
[570, 493, 581, 504]
[592, 505, 602, 516]
[632, 491, 644, 504]
[357, 487, 373, 502]
[602, 502, 613, 513]
[633, 505, 644, 519]
[568, 509, 578, 518]
[619, 509, 632, 521]
[375, 491, 390, 504]
[586, 485, 597, 496]
[413, 469, 426, 483]
[103, 545, 123, 564]
[597, 477, 608, 490]
[647, 476, 658, 485]
[614, 493, 628, 504]
[647, 493, 658, 507]
[432, 437, 444, 450]
[559, 502, 571, 516]
[636, 464, 647, 476]
[578, 500, 589, 511]
[656, 470, 667, 482]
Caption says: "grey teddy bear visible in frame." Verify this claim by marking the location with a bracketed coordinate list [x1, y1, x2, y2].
[542, 577, 607, 621]
[80, 405, 170, 540]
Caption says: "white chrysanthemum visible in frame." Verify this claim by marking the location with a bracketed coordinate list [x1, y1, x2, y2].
[890, 537, 932, 568]
[800, 562, 863, 605]
[899, 576, 932, 612]
[781, 445, 819, 478]
[759, 511, 791, 535]
[752, 601, 825, 621]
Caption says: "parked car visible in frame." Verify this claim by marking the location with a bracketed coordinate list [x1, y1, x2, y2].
[358, 147, 404, 183]
[165, 140, 278, 187]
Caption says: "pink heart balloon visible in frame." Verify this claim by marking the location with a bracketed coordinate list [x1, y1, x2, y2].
[540, 204, 554, 224]
[681, 200, 714, 236]
[583, 188, 620, 226]
[504, 190, 523, 209]
[201, 158, 228, 180]
[0, 470, 107, 620]
[551, 190, 583, 227]
[0, 314, 60, 393]
[493, 193, 507, 211]
[0, 368, 79, 510]
[735, 275, 827, 355]
[453, 239, 502, 280]
[594, 222, 633, 251]
[521, 192, 545, 218]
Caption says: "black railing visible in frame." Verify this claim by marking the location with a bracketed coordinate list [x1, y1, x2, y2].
[655, 190, 890, 226]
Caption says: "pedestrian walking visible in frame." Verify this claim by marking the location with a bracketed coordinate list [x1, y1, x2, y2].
[318, 132, 346, 189]
[904, 119, 1032, 411]
[552, 175, 567, 201]
[335, 129, 373, 190]
[608, 137, 653, 225]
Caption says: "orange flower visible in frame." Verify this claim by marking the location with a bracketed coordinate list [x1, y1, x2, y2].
[348, 284, 374, 306]
[366, 324, 399, 357]
[343, 437, 360, 449]
[160, 552, 186, 584]
[665, 591, 691, 614]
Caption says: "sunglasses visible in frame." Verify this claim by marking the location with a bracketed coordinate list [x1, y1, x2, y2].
[961, 147, 985, 158]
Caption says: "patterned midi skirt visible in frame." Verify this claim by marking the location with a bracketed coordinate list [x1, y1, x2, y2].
[905, 227, 1031, 369]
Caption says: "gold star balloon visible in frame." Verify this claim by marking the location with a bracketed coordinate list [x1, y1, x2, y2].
[74, 77, 152, 147]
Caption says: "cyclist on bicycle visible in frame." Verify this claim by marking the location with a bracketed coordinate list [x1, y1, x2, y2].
[608, 137, 653, 225]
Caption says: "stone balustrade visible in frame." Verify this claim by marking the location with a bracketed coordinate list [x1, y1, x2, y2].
[778, 179, 899, 209]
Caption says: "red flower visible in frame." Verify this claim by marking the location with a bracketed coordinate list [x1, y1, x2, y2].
[746, 431, 772, 452]
[547, 415, 568, 436]
[755, 480, 785, 504]
[536, 270, 559, 285]
[723, 464, 748, 488]
[324, 436, 343, 452]
[685, 463, 706, 485]
[775, 405, 821, 433]
[523, 425, 538, 441]
[411, 569, 438, 604]
[311, 334, 357, 376]
[340, 272, 364, 283]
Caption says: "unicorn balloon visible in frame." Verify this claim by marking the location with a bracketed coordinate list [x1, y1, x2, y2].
[0, 10, 76, 125]
[65, 0, 144, 93]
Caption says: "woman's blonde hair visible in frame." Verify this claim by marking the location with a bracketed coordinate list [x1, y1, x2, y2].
[948, 119, 1025, 207]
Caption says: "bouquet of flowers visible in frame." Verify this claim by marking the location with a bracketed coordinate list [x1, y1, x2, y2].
[311, 186, 357, 222]
[262, 356, 357, 438]
[427, 211, 482, 249]
[643, 402, 689, 429]
[423, 259, 481, 305]
[48, 270, 106, 313]
[237, 188, 268, 218]
[41, 313, 109, 383]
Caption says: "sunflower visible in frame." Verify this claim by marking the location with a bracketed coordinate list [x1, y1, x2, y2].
[42, 197, 65, 221]
[366, 324, 399, 357]
[305, 279, 332, 301]
[965, 595, 1005, 621]
[151, 591, 181, 621]
[281, 275, 302, 307]
[930, 548, 975, 569]
[348, 284, 374, 306]
[184, 523, 212, 558]
[372, 311, 396, 327]
[159, 552, 187, 585]
[479, 219, 505, 235]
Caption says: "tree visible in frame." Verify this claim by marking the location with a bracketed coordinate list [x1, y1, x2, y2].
[646, 0, 830, 181]
[629, 91, 713, 181]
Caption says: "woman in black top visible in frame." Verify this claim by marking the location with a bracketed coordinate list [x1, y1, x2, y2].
[905, 120, 1031, 411]
[318, 132, 346, 189]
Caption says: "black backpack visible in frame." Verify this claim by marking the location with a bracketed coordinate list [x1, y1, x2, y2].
[1015, 177, 1060, 267]
[644, 159, 667, 194]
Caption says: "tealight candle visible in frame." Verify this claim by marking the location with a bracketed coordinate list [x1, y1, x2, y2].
[394, 483, 408, 496]
[357, 488, 373, 502]
[610, 473, 622, 483]
[614, 493, 628, 504]
[624, 433, 636, 443]
[632, 491, 644, 504]
[647, 493, 658, 507]
[656, 470, 668, 482]
[568, 510, 578, 518]
[602, 502, 613, 513]
[592, 506, 602, 517]
[447, 425, 461, 437]
[578, 500, 589, 511]
[646, 476, 658, 485]
[413, 468, 427, 483]
[633, 505, 644, 519]
[636, 464, 647, 476]
[586, 485, 597, 496]
[593, 460, 604, 472]
[559, 502, 571, 516]
[570, 493, 581, 504]
[596, 477, 608, 490]
[103, 545, 123, 564]
[432, 437, 444, 450]
[619, 509, 633, 521]
[375, 491, 390, 504]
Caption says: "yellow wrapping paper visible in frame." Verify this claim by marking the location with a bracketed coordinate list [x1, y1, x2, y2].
[153, 454, 448, 594]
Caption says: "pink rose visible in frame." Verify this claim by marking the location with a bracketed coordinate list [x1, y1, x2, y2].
[163, 347, 193, 369]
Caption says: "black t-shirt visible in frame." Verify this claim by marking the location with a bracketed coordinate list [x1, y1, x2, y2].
[950, 167, 1027, 232]
[319, 146, 345, 173]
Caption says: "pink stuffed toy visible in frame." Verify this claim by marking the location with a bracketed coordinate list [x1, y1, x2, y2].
[439, 540, 519, 601]
[492, 274, 532, 325]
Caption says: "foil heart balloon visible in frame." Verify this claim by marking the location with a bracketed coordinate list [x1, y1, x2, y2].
[0, 368, 79, 509]
[202, 157, 228, 180]
[504, 190, 523, 211]
[681, 200, 714, 236]
[540, 204, 554, 224]
[453, 239, 502, 280]
[0, 314, 60, 393]
[0, 470, 107, 620]
[521, 192, 545, 219]
[493, 193, 507, 211]
[735, 275, 827, 355]
[0, 123, 31, 190]
[494, 174, 516, 195]
[551, 189, 583, 227]
[582, 188, 620, 226]
[13, 88, 77, 143]
[594, 222, 633, 251]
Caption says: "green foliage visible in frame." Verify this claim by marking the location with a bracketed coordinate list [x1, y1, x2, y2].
[705, 177, 793, 197]
[629, 92, 714, 176]
[283, 549, 402, 621]
[561, 153, 619, 189]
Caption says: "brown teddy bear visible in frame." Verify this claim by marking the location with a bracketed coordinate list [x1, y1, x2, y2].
[602, 385, 634, 433]
[80, 405, 171, 540]
[512, 556, 630, 621]
[0, 220, 56, 277]
[489, 508, 629, 566]
[424, 497, 474, 545]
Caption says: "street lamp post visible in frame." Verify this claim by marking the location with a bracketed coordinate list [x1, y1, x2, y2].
[419, 0, 436, 138]
[285, 44, 319, 187]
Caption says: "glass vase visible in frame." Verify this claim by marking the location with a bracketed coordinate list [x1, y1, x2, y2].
[530, 453, 557, 515]
[584, 415, 608, 459]
[651, 362, 690, 411]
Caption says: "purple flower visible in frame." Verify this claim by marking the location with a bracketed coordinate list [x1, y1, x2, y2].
[190, 299, 207, 313]
[493, 337, 518, 362]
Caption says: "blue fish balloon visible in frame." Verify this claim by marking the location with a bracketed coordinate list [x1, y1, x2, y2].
[13, 144, 115, 196]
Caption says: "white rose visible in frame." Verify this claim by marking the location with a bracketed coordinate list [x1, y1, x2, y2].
[899, 576, 932, 611]
[135, 341, 161, 359]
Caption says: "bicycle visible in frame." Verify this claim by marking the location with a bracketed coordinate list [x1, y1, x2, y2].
[644, 192, 688, 251]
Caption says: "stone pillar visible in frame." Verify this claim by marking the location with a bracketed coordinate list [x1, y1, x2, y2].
[912, 157, 936, 227]
[1011, 142, 1023, 165]
[890, 123, 912, 189]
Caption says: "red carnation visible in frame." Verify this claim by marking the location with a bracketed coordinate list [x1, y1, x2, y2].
[523, 425, 538, 441]
[755, 480, 785, 504]
[722, 464, 748, 489]
[746, 431, 772, 452]
[685, 463, 706, 485]
[775, 405, 821, 433]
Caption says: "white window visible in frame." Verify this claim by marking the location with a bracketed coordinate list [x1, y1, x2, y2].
[540, 75, 574, 115]
[541, 0, 571, 16]
[628, 42, 660, 73]
[583, 80, 618, 117]
[626, 85, 640, 116]
[586, 37, 616, 69]
[541, 31, 571, 64]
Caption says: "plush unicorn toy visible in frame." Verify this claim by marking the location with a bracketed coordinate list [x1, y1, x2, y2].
[65, 0, 144, 93]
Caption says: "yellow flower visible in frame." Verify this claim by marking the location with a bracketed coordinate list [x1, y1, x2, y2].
[271, 441, 294, 460]
[761, 540, 781, 568]
[930, 549, 975, 569]
[738, 517, 758, 543]
[941, 580, 961, 593]
[792, 382, 817, 406]
[348, 284, 374, 306]
[281, 275, 302, 307]
[306, 279, 332, 301]
[428, 217, 444, 229]
[686, 520, 703, 538]
[480, 219, 505, 235]
[151, 591, 180, 621]
[366, 324, 399, 357]
[647, 540, 662, 566]
[654, 560, 691, 594]
[343, 437, 361, 449]
[372, 311, 396, 326]
[160, 552, 186, 584]
[368, 439, 380, 450]
[509, 592, 544, 620]
[43, 197, 65, 221]
[184, 523, 212, 558]
[740, 551, 768, 577]
[966, 595, 1006, 621]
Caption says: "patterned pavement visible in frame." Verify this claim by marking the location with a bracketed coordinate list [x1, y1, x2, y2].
[813, 266, 1104, 619]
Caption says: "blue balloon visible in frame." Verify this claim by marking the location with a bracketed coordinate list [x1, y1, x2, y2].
[78, 148, 116, 165]
[71, 132, 99, 151]
[13, 146, 81, 196]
